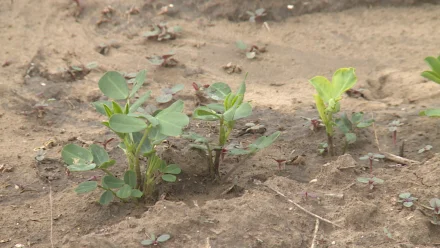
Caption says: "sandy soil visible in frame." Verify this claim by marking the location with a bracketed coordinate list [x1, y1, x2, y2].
[1, 0, 440, 247]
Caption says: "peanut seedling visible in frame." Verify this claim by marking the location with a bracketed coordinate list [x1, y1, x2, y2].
[359, 153, 385, 174]
[420, 56, 440, 117]
[398, 193, 417, 208]
[246, 8, 267, 22]
[156, 84, 184, 103]
[388, 120, 403, 146]
[357, 177, 384, 190]
[335, 112, 374, 154]
[309, 68, 357, 156]
[62, 70, 188, 204]
[185, 78, 280, 180]
[141, 233, 171, 246]
[143, 23, 182, 41]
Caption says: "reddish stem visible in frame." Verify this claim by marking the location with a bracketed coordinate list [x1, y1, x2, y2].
[393, 131, 396, 146]
[369, 159, 373, 174]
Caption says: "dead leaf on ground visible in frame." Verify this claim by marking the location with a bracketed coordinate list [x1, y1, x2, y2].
[222, 62, 242, 74]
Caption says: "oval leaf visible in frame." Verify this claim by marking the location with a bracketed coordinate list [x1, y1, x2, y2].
[99, 190, 114, 205]
[162, 174, 177, 182]
[157, 234, 171, 242]
[129, 91, 151, 113]
[99, 160, 116, 169]
[99, 71, 129, 100]
[164, 164, 181, 174]
[109, 114, 148, 133]
[403, 202, 413, 208]
[171, 84, 184, 93]
[103, 175, 125, 189]
[116, 184, 132, 199]
[236, 40, 247, 50]
[420, 109, 440, 117]
[75, 181, 97, 194]
[156, 94, 173, 103]
[156, 112, 189, 136]
[130, 70, 147, 97]
[141, 240, 154, 246]
[131, 189, 143, 198]
[233, 102, 252, 120]
[89, 144, 110, 166]
[62, 144, 93, 165]
[68, 163, 96, 172]
[206, 83, 231, 100]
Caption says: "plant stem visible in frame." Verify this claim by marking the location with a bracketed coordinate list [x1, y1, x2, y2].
[99, 168, 114, 176]
[393, 131, 396, 146]
[342, 139, 348, 155]
[134, 125, 152, 190]
[206, 143, 214, 177]
[327, 134, 334, 156]
[369, 159, 373, 174]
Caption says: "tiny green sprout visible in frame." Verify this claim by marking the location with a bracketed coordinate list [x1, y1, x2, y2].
[388, 120, 404, 146]
[383, 227, 393, 239]
[357, 177, 384, 190]
[143, 22, 181, 41]
[156, 84, 184, 103]
[418, 145, 433, 154]
[335, 112, 374, 154]
[147, 51, 178, 67]
[359, 153, 385, 174]
[430, 198, 440, 225]
[246, 8, 267, 22]
[318, 142, 328, 155]
[141, 233, 171, 246]
[398, 193, 418, 208]
[235, 41, 266, 59]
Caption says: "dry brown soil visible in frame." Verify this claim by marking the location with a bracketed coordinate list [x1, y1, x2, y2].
[1, 0, 440, 247]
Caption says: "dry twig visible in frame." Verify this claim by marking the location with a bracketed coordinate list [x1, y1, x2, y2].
[265, 185, 342, 228]
[310, 218, 320, 248]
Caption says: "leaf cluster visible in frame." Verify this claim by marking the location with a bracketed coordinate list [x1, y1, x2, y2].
[143, 23, 182, 41]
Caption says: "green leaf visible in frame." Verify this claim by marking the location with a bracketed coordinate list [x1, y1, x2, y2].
[130, 70, 147, 97]
[189, 144, 208, 150]
[124, 170, 137, 188]
[92, 101, 112, 115]
[399, 192, 411, 199]
[99, 190, 114, 205]
[116, 184, 132, 199]
[98, 71, 129, 100]
[372, 177, 384, 184]
[109, 114, 148, 133]
[335, 113, 352, 134]
[246, 52, 256, 59]
[357, 119, 374, 128]
[129, 91, 151, 113]
[249, 131, 281, 150]
[255, 8, 266, 15]
[62, 144, 93, 165]
[75, 181, 97, 194]
[182, 132, 208, 143]
[157, 100, 184, 115]
[103, 175, 125, 188]
[345, 133, 356, 144]
[206, 103, 225, 113]
[147, 56, 164, 65]
[356, 177, 370, 183]
[89, 144, 110, 167]
[424, 56, 440, 75]
[157, 234, 171, 242]
[131, 189, 143, 198]
[132, 131, 153, 154]
[421, 71, 440, 84]
[236, 40, 247, 50]
[223, 105, 237, 122]
[98, 160, 116, 169]
[309, 68, 357, 103]
[86, 62, 98, 69]
[103, 104, 113, 117]
[206, 83, 231, 100]
[228, 148, 252, 155]
[193, 106, 221, 121]
[162, 174, 177, 182]
[141, 239, 154, 246]
[420, 109, 440, 117]
[68, 163, 96, 172]
[148, 126, 168, 145]
[351, 112, 364, 124]
[233, 102, 252, 120]
[403, 202, 413, 208]
[164, 164, 181, 174]
[112, 101, 123, 114]
[155, 109, 189, 136]
[171, 84, 184, 93]
[156, 94, 173, 103]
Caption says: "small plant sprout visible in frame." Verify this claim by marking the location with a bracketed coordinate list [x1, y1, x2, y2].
[147, 52, 178, 67]
[317, 142, 328, 155]
[388, 120, 404, 146]
[309, 68, 357, 156]
[300, 116, 324, 131]
[141, 233, 171, 246]
[246, 8, 267, 22]
[297, 191, 319, 200]
[335, 112, 374, 153]
[271, 158, 286, 170]
[430, 198, 440, 225]
[192, 82, 210, 105]
[398, 193, 418, 208]
[156, 84, 184, 103]
[420, 56, 440, 117]
[62, 70, 189, 203]
[143, 23, 182, 41]
[357, 177, 384, 190]
[418, 145, 433, 154]
[383, 227, 393, 239]
[235, 41, 266, 59]
[359, 153, 385, 174]
[64, 61, 98, 80]
[185, 78, 281, 180]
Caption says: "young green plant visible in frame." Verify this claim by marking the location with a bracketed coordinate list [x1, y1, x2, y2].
[141, 233, 171, 246]
[357, 177, 384, 190]
[420, 55, 440, 117]
[61, 70, 189, 204]
[185, 79, 280, 180]
[388, 120, 403, 146]
[309, 68, 358, 156]
[359, 153, 385, 174]
[335, 112, 374, 154]
[398, 193, 417, 208]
